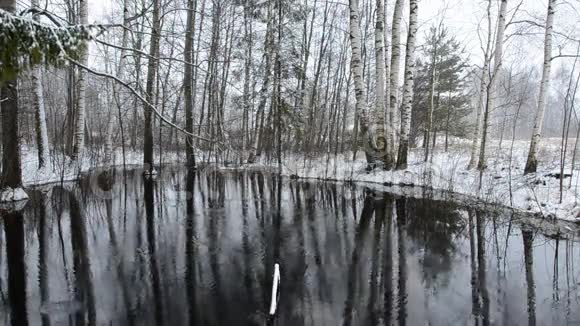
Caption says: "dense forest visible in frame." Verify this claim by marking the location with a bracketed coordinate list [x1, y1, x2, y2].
[1, 0, 580, 212]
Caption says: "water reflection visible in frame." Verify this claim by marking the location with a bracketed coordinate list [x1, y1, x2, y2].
[0, 168, 579, 325]
[4, 210, 27, 326]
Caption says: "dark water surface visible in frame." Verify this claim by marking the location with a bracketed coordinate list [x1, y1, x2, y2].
[1, 168, 579, 326]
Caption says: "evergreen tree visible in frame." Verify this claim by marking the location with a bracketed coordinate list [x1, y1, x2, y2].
[410, 26, 470, 149]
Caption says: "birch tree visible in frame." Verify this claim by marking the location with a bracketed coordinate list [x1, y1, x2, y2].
[389, 0, 404, 164]
[396, 0, 419, 169]
[467, 0, 493, 170]
[71, 0, 88, 161]
[349, 0, 374, 163]
[524, 0, 557, 174]
[30, 0, 50, 169]
[477, 0, 508, 170]
[374, 0, 390, 168]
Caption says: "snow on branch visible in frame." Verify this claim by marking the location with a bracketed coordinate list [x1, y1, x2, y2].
[0, 8, 96, 82]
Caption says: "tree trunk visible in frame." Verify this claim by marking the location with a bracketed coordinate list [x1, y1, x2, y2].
[105, 0, 130, 166]
[395, 0, 418, 170]
[388, 0, 404, 164]
[30, 0, 50, 169]
[0, 0, 24, 190]
[143, 0, 161, 174]
[297, 0, 318, 150]
[374, 0, 392, 168]
[71, 0, 88, 161]
[242, 0, 253, 164]
[383, 0, 391, 130]
[184, 0, 196, 168]
[444, 92, 451, 152]
[467, 0, 494, 170]
[478, 0, 508, 171]
[349, 0, 374, 164]
[248, 1, 274, 163]
[524, 0, 556, 174]
[424, 30, 438, 162]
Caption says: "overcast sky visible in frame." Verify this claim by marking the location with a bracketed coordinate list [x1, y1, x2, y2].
[20, 0, 579, 73]
[88, 0, 579, 62]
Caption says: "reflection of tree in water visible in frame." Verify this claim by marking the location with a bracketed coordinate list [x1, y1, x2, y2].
[523, 229, 536, 326]
[404, 198, 465, 287]
[144, 178, 164, 325]
[383, 195, 395, 326]
[3, 209, 28, 326]
[396, 197, 408, 326]
[68, 190, 97, 326]
[343, 190, 375, 326]
[185, 169, 198, 326]
[3, 169, 574, 326]
[368, 195, 384, 326]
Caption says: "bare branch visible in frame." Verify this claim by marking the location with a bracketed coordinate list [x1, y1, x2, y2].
[65, 56, 212, 143]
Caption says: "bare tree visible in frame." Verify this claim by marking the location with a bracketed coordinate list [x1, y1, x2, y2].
[477, 0, 509, 171]
[349, 0, 374, 164]
[388, 0, 405, 166]
[104, 0, 130, 166]
[242, 0, 254, 164]
[184, 0, 196, 168]
[31, 0, 50, 169]
[71, 0, 88, 160]
[467, 0, 493, 170]
[396, 0, 419, 169]
[374, 0, 390, 168]
[524, 0, 557, 174]
[143, 0, 161, 174]
[248, 0, 274, 163]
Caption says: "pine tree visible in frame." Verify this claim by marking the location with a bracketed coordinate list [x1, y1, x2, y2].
[410, 25, 470, 150]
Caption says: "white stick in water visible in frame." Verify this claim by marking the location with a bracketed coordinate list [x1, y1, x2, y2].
[269, 263, 281, 315]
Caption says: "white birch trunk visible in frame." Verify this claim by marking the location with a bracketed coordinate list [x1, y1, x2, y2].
[32, 67, 49, 168]
[71, 0, 88, 161]
[477, 0, 508, 170]
[31, 0, 49, 169]
[524, 0, 556, 174]
[395, 0, 418, 170]
[374, 0, 391, 168]
[349, 0, 374, 162]
[383, 0, 391, 155]
[388, 0, 405, 165]
[467, 0, 494, 170]
[383, 0, 390, 116]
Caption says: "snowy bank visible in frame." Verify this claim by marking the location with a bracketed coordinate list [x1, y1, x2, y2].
[245, 138, 580, 223]
[19, 147, 184, 187]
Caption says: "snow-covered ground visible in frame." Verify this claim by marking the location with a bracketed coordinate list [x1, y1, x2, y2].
[249, 137, 580, 223]
[19, 146, 184, 186]
[12, 138, 580, 223]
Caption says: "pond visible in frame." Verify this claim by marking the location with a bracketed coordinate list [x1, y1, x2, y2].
[0, 167, 578, 325]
